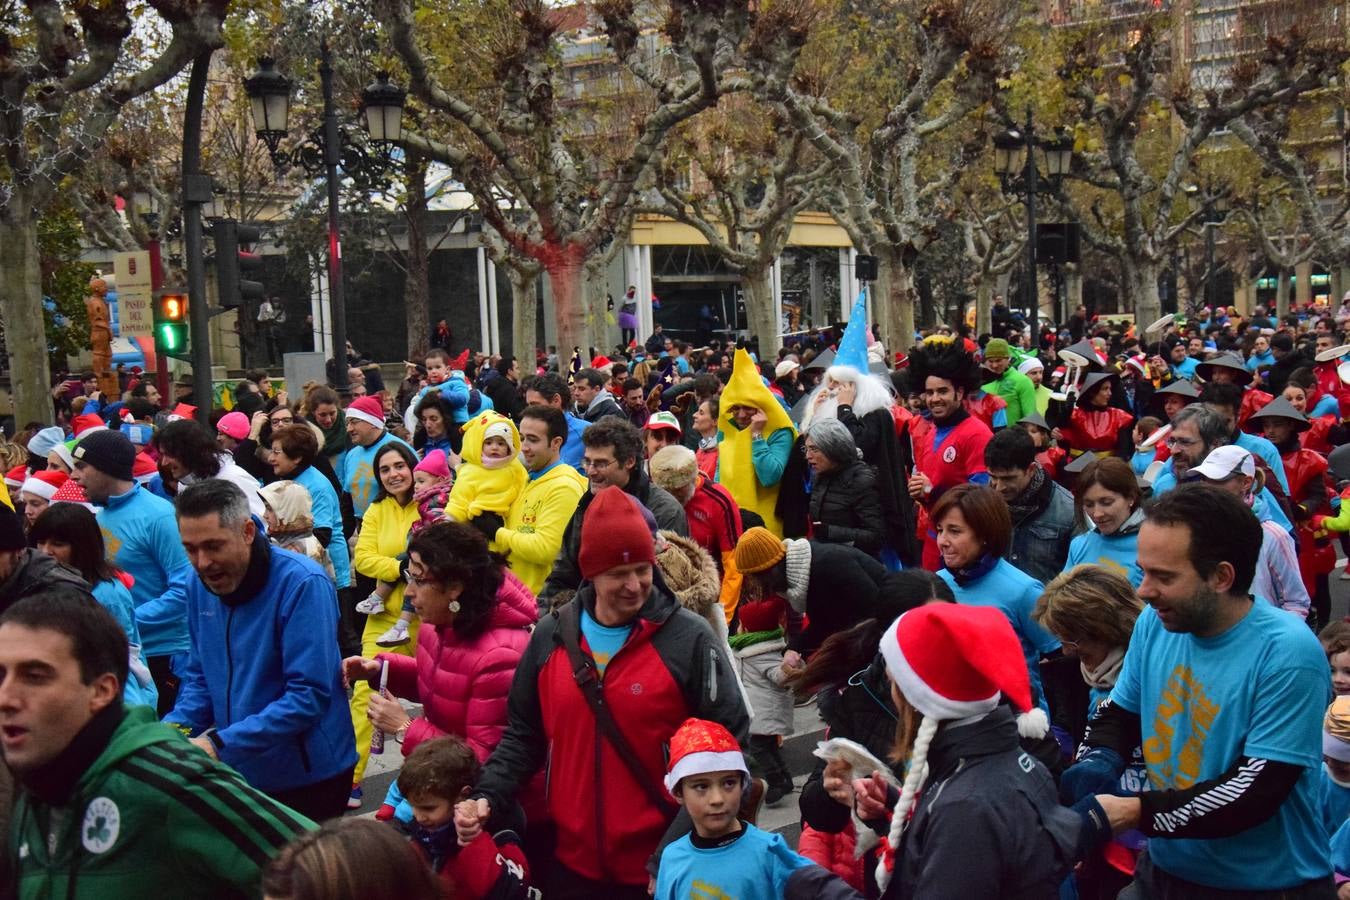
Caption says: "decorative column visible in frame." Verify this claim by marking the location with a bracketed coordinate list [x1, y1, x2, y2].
[476, 245, 491, 354]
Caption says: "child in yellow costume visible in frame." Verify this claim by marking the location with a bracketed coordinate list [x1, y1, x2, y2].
[718, 349, 796, 536]
[447, 411, 528, 527]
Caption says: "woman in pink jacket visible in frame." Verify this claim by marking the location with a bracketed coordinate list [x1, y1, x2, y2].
[344, 521, 539, 821]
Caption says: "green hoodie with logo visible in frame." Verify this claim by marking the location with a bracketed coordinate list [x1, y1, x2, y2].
[11, 705, 314, 899]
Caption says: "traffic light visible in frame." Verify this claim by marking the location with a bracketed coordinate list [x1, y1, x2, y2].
[211, 219, 265, 310]
[154, 290, 189, 357]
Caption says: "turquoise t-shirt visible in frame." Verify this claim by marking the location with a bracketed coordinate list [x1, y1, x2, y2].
[1109, 601, 1331, 889]
[1066, 528, 1143, 588]
[655, 823, 812, 900]
[581, 608, 632, 677]
[937, 559, 1060, 710]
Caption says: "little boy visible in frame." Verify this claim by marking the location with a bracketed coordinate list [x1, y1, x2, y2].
[655, 718, 854, 900]
[397, 736, 533, 900]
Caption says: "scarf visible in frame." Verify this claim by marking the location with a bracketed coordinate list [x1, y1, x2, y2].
[1081, 646, 1126, 691]
[698, 432, 718, 453]
[1005, 465, 1049, 523]
[315, 410, 350, 459]
[948, 552, 999, 587]
[412, 821, 457, 871]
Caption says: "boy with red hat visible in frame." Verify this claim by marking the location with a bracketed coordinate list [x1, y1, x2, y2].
[654, 718, 855, 900]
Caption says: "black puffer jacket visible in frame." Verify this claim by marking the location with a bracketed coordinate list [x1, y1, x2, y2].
[0, 549, 90, 612]
[808, 459, 885, 555]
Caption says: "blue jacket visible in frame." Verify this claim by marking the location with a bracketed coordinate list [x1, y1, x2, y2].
[1234, 430, 1290, 494]
[561, 411, 589, 474]
[294, 464, 349, 589]
[96, 484, 193, 657]
[93, 578, 158, 709]
[168, 532, 357, 792]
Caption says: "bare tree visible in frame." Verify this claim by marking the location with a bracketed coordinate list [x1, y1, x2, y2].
[376, 0, 809, 353]
[0, 0, 226, 424]
[960, 194, 1023, 335]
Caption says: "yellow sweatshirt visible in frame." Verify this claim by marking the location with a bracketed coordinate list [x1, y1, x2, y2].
[496, 461, 588, 595]
[447, 412, 528, 523]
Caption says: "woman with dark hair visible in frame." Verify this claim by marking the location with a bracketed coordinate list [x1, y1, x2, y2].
[344, 521, 538, 823]
[153, 419, 266, 518]
[346, 441, 422, 806]
[802, 418, 885, 556]
[305, 385, 349, 465]
[1066, 456, 1145, 588]
[412, 392, 457, 458]
[269, 424, 349, 594]
[28, 503, 158, 708]
[1054, 371, 1135, 458]
[790, 571, 954, 893]
[263, 818, 441, 900]
[932, 484, 1061, 711]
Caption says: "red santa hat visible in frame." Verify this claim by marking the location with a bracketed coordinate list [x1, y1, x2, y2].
[132, 452, 159, 482]
[450, 348, 470, 372]
[663, 718, 750, 797]
[345, 395, 386, 430]
[71, 414, 107, 438]
[3, 465, 26, 492]
[874, 604, 1048, 890]
[50, 479, 95, 512]
[1125, 354, 1147, 377]
[167, 402, 197, 422]
[20, 469, 68, 501]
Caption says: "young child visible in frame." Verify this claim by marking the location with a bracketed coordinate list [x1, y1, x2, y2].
[401, 348, 494, 452]
[1322, 697, 1350, 839]
[259, 480, 334, 579]
[396, 736, 532, 900]
[1130, 415, 1165, 476]
[444, 412, 527, 544]
[1322, 621, 1350, 697]
[361, 450, 455, 647]
[655, 718, 852, 900]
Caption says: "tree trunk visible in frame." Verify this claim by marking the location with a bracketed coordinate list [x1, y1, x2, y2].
[0, 208, 53, 426]
[404, 152, 431, 360]
[742, 266, 780, 358]
[507, 266, 538, 364]
[1125, 258, 1162, 332]
[975, 273, 994, 336]
[1275, 267, 1292, 319]
[547, 254, 587, 360]
[583, 256, 611, 357]
[876, 246, 915, 355]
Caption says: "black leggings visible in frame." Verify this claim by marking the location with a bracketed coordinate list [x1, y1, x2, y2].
[266, 766, 355, 823]
[147, 654, 180, 718]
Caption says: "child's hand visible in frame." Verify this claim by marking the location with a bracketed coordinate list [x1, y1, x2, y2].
[455, 798, 490, 846]
[851, 770, 890, 821]
[822, 758, 855, 808]
[341, 656, 379, 689]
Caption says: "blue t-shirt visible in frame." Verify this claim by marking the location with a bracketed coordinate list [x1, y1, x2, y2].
[581, 608, 631, 677]
[937, 559, 1060, 709]
[1172, 357, 1200, 380]
[1109, 602, 1331, 889]
[1066, 528, 1143, 588]
[1320, 767, 1350, 838]
[1311, 393, 1341, 420]
[655, 823, 813, 900]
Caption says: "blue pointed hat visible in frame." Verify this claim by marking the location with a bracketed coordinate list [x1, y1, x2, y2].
[834, 285, 870, 373]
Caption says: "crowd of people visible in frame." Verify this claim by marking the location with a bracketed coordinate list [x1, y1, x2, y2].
[3, 292, 1350, 898]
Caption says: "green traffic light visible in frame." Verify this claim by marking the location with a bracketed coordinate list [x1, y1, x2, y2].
[157, 322, 187, 354]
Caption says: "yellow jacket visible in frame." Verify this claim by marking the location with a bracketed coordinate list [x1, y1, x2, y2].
[717, 348, 796, 535]
[447, 411, 528, 522]
[0, 479, 10, 511]
[353, 496, 421, 622]
[496, 462, 588, 595]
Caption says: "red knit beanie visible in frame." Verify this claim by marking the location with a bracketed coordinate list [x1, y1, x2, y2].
[579, 486, 656, 579]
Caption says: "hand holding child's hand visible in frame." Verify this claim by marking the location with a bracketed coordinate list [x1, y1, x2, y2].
[851, 770, 890, 821]
[341, 656, 379, 689]
[454, 798, 490, 846]
[822, 758, 855, 808]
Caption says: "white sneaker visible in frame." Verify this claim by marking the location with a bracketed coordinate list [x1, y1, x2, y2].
[375, 620, 411, 647]
[355, 593, 386, 614]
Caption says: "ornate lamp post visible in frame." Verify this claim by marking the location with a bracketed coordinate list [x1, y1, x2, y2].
[993, 110, 1073, 350]
[243, 47, 405, 394]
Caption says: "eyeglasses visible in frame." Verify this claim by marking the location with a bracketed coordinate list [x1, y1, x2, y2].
[405, 569, 436, 589]
[582, 457, 615, 471]
[1165, 435, 1200, 448]
[801, 443, 822, 456]
[271, 415, 294, 426]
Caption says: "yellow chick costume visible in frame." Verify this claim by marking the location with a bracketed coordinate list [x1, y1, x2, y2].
[446, 412, 528, 535]
[717, 348, 797, 536]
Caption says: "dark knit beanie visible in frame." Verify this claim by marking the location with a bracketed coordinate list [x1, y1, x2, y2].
[0, 506, 24, 552]
[71, 430, 136, 481]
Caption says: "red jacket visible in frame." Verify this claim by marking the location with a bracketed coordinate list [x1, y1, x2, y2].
[378, 569, 538, 762]
[473, 584, 749, 886]
[1059, 406, 1133, 455]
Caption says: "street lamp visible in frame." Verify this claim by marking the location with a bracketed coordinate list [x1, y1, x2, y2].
[1187, 184, 1230, 310]
[243, 46, 405, 395]
[992, 111, 1073, 350]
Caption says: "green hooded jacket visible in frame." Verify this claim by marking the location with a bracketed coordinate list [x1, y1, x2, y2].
[11, 706, 314, 899]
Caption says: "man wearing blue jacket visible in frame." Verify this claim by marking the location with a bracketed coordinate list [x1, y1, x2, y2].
[72, 430, 193, 716]
[167, 479, 356, 821]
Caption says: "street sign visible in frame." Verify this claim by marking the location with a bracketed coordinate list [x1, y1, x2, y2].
[113, 250, 153, 338]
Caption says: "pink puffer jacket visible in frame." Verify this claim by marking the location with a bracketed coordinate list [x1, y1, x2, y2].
[378, 569, 538, 761]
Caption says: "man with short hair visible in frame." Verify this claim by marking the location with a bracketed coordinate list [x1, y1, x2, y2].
[1, 590, 313, 897]
[621, 377, 650, 429]
[1064, 485, 1333, 897]
[457, 485, 748, 898]
[981, 338, 1038, 425]
[494, 405, 589, 595]
[572, 368, 624, 423]
[167, 480, 356, 821]
[482, 356, 525, 421]
[538, 417, 688, 606]
[71, 430, 192, 714]
[0, 506, 89, 610]
[524, 372, 588, 472]
[984, 427, 1074, 583]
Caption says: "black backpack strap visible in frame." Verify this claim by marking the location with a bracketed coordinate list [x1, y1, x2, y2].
[556, 603, 671, 812]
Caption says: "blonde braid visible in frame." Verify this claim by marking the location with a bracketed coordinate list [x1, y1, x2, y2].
[875, 715, 939, 892]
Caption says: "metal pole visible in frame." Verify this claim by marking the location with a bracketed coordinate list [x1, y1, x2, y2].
[183, 50, 214, 426]
[1024, 108, 1039, 350]
[145, 235, 171, 401]
[320, 41, 350, 397]
[1205, 216, 1216, 313]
